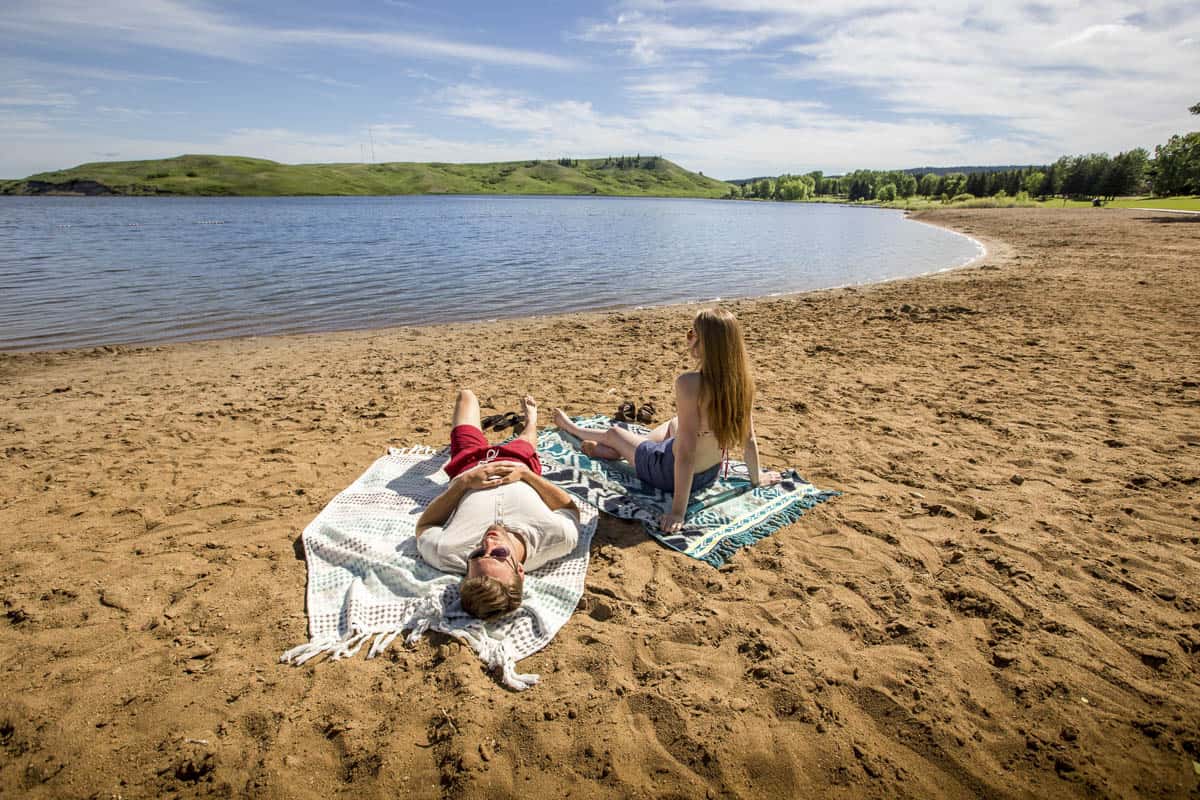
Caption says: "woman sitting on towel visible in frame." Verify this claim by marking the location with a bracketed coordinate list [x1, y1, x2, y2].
[553, 307, 781, 533]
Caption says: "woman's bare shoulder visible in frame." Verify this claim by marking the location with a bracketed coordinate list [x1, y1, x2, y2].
[674, 371, 702, 394]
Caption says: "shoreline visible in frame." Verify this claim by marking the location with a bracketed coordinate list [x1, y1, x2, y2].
[2, 208, 1198, 799]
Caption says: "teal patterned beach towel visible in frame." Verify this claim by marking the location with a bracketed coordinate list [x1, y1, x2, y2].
[538, 415, 837, 567]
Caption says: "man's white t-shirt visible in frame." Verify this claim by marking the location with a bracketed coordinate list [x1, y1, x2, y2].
[416, 480, 580, 574]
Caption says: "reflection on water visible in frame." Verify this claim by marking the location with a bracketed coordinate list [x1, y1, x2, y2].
[0, 195, 980, 351]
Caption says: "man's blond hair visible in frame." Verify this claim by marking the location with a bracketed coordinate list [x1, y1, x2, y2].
[459, 575, 523, 620]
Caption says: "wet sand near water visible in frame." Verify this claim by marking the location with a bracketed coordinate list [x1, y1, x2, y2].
[0, 208, 1197, 798]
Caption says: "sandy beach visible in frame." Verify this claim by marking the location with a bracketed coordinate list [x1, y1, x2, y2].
[1, 207, 1197, 798]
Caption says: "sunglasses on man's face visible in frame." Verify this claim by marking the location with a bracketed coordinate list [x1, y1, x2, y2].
[468, 545, 510, 562]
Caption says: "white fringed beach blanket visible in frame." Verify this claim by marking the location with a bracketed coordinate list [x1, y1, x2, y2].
[280, 447, 597, 690]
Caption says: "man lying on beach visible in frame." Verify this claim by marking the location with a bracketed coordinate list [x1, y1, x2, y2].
[415, 390, 581, 620]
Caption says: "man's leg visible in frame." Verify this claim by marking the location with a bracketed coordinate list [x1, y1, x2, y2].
[452, 388, 482, 430]
[444, 389, 490, 478]
[518, 395, 538, 446]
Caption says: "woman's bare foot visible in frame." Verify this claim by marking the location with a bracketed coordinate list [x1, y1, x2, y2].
[581, 440, 620, 460]
[552, 407, 581, 435]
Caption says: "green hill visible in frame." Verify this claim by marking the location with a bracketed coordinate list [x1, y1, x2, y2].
[4, 154, 733, 198]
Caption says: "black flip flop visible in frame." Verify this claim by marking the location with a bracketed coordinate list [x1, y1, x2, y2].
[480, 413, 505, 430]
[493, 411, 522, 431]
[636, 402, 656, 425]
[614, 400, 636, 422]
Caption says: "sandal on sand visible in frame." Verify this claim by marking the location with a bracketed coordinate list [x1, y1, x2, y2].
[480, 413, 505, 430]
[493, 411, 524, 432]
[636, 402, 656, 425]
[614, 400, 636, 422]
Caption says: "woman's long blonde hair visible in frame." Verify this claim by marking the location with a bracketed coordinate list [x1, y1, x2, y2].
[693, 308, 754, 449]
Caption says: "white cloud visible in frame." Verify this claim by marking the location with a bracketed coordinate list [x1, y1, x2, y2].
[580, 9, 799, 63]
[625, 68, 711, 95]
[3, 2, 1198, 177]
[0, 0, 577, 69]
[585, 0, 1200, 162]
[0, 79, 76, 108]
[0, 56, 200, 84]
[94, 105, 187, 117]
[436, 82, 987, 176]
[296, 72, 361, 89]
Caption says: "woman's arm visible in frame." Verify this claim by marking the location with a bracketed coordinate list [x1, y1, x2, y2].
[743, 414, 782, 487]
[662, 373, 700, 531]
[743, 415, 762, 483]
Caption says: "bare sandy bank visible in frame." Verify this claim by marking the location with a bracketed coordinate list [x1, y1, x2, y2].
[0, 208, 1197, 799]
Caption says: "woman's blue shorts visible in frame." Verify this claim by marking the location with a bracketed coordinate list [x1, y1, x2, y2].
[634, 437, 721, 494]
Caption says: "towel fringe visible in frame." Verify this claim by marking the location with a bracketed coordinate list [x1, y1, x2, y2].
[449, 629, 539, 691]
[388, 445, 442, 457]
[367, 631, 400, 659]
[280, 597, 540, 690]
[279, 637, 339, 666]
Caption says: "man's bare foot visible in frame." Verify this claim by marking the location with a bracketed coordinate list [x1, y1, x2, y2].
[520, 394, 538, 427]
[581, 440, 620, 460]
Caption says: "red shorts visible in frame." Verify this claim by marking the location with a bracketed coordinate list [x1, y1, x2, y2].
[443, 425, 542, 478]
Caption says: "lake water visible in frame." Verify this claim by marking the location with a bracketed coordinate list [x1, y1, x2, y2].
[0, 195, 981, 351]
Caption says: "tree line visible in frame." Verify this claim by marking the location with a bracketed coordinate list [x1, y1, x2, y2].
[550, 155, 662, 170]
[731, 104, 1199, 202]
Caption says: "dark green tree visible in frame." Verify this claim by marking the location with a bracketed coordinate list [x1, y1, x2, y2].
[1151, 133, 1200, 195]
[1099, 148, 1148, 198]
[1023, 171, 1046, 196]
[942, 172, 967, 197]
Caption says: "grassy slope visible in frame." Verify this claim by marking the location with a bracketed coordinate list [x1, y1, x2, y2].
[7, 154, 733, 198]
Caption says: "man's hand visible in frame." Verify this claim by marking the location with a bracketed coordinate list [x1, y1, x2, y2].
[455, 462, 523, 490]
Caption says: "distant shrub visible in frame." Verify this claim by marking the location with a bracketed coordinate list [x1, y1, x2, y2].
[950, 192, 976, 203]
[956, 196, 1040, 209]
[145, 172, 170, 180]
[186, 171, 199, 178]
[1015, 190, 1030, 202]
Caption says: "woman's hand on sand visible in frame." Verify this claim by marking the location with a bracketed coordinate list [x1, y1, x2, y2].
[659, 511, 685, 533]
[755, 469, 783, 487]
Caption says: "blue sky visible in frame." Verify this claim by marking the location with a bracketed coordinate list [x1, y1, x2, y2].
[2, 0, 1198, 179]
